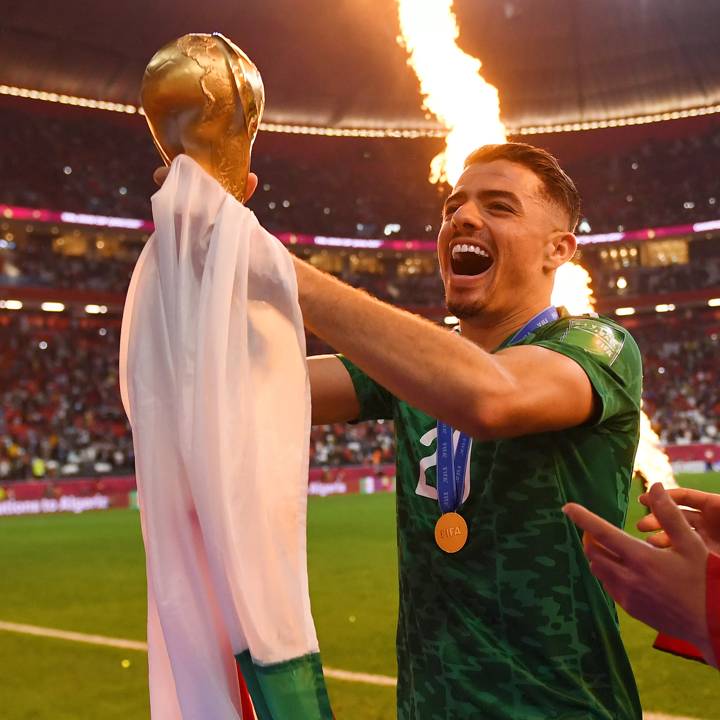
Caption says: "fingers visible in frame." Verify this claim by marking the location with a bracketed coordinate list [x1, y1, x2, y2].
[245, 172, 259, 202]
[643, 483, 697, 551]
[639, 486, 710, 511]
[645, 530, 671, 549]
[636, 513, 662, 532]
[583, 531, 623, 563]
[637, 508, 702, 533]
[563, 503, 639, 557]
[153, 166, 170, 187]
[583, 535, 634, 601]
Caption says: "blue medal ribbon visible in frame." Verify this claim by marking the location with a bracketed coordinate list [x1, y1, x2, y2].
[436, 306, 559, 515]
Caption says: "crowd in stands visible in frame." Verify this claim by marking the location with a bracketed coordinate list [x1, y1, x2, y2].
[635, 316, 719, 445]
[310, 421, 394, 468]
[3, 100, 720, 238]
[0, 317, 133, 481]
[589, 254, 720, 298]
[576, 128, 720, 233]
[0, 235, 138, 293]
[0, 305, 716, 481]
[0, 101, 719, 482]
[0, 310, 396, 480]
[0, 233, 446, 304]
[5, 234, 720, 303]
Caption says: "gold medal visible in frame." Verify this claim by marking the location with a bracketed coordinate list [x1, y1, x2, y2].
[434, 512, 468, 553]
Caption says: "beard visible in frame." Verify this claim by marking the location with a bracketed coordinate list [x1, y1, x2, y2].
[446, 295, 487, 320]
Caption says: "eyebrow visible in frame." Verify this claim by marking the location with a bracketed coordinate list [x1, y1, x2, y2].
[443, 189, 522, 212]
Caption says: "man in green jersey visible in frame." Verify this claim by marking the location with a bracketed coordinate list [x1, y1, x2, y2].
[296, 142, 642, 719]
[160, 142, 642, 717]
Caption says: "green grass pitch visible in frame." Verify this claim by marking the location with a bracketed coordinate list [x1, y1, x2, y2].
[1, 473, 718, 719]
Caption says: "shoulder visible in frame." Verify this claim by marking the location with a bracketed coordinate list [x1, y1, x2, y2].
[533, 313, 641, 373]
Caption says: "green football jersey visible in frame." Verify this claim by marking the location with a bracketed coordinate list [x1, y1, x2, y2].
[339, 314, 643, 720]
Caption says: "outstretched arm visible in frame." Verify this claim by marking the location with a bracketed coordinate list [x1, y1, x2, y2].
[294, 257, 595, 439]
[151, 166, 592, 438]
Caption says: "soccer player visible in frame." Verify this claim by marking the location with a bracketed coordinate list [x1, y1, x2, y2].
[155, 142, 643, 718]
[297, 143, 643, 718]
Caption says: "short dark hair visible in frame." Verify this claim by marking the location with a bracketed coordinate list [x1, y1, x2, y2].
[463, 142, 581, 232]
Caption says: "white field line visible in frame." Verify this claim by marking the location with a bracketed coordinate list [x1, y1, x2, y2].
[0, 620, 147, 651]
[0, 620, 396, 687]
[0, 620, 704, 716]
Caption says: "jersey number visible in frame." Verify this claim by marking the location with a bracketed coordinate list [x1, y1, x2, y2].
[415, 426, 472, 503]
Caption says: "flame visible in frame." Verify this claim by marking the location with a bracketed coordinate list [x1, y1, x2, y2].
[396, 0, 506, 184]
[634, 404, 679, 490]
[551, 263, 595, 316]
[397, 0, 677, 489]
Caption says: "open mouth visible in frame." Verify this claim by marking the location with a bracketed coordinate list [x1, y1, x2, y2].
[450, 243, 494, 276]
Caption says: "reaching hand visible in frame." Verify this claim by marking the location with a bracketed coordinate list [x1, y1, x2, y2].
[638, 487, 720, 555]
[152, 166, 259, 202]
[563, 483, 715, 666]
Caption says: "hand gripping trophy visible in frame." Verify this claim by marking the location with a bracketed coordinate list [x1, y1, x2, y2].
[141, 33, 263, 203]
[119, 33, 333, 720]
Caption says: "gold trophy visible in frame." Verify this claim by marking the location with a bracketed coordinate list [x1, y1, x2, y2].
[141, 32, 265, 202]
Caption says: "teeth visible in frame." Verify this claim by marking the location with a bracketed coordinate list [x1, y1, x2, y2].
[451, 244, 490, 258]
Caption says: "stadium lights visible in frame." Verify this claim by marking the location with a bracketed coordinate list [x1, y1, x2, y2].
[655, 304, 676, 313]
[6, 81, 720, 138]
[516, 103, 720, 136]
[0, 83, 444, 139]
[40, 302, 65, 312]
[0, 84, 138, 114]
[443, 315, 459, 325]
[615, 307, 636, 316]
[708, 298, 720, 307]
[693, 219, 720, 232]
[0, 299, 23, 310]
[85, 304, 108, 315]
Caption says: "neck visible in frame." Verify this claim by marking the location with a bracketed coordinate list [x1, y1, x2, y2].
[458, 299, 553, 350]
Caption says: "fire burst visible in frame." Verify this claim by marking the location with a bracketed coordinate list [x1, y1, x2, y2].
[396, 0, 505, 184]
[396, 0, 677, 489]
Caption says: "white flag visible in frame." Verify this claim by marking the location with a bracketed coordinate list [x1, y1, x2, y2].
[119, 155, 332, 719]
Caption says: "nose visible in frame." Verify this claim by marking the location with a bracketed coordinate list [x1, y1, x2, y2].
[451, 202, 484, 235]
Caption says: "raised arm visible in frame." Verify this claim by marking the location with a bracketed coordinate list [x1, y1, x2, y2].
[308, 355, 360, 426]
[295, 258, 595, 440]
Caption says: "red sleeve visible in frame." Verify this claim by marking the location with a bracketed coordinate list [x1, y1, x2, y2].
[653, 552, 720, 667]
[653, 633, 705, 662]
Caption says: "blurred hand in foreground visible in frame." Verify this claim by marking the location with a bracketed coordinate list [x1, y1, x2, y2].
[638, 487, 720, 555]
[563, 483, 716, 667]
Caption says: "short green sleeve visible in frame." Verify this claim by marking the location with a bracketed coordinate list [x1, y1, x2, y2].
[530, 316, 642, 427]
[337, 355, 395, 421]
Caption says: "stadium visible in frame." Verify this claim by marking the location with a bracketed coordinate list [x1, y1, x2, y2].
[0, 1, 719, 718]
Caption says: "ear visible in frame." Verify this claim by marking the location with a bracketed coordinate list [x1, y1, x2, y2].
[544, 231, 577, 272]
[244, 172, 259, 203]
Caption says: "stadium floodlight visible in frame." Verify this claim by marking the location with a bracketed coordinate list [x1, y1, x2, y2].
[615, 307, 636, 316]
[0, 299, 23, 310]
[708, 298, 720, 307]
[40, 302, 65, 312]
[654, 304, 676, 313]
[85, 304, 108, 315]
[443, 315, 459, 325]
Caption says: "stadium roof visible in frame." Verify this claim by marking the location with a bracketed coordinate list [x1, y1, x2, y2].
[3, 0, 720, 133]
